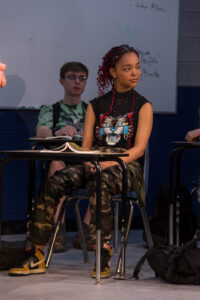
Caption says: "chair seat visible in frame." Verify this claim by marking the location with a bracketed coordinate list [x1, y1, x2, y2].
[71, 189, 89, 197]
[113, 191, 137, 199]
[72, 190, 137, 200]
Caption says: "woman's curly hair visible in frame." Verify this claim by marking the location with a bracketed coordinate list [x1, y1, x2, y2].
[97, 45, 139, 96]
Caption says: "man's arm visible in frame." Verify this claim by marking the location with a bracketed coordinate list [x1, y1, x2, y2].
[36, 102, 80, 138]
[36, 125, 53, 138]
[35, 105, 54, 137]
[36, 123, 78, 138]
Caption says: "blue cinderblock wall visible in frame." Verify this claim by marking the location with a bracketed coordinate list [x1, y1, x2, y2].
[0, 86, 199, 223]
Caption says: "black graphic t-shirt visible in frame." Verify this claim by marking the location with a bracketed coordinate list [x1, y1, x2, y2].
[90, 89, 151, 150]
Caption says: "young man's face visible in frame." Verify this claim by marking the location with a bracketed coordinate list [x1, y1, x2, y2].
[60, 71, 87, 97]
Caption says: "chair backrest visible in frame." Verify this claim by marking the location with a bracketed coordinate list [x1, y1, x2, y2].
[143, 143, 149, 196]
[126, 143, 149, 199]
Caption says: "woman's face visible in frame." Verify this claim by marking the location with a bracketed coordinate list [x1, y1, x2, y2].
[110, 52, 141, 92]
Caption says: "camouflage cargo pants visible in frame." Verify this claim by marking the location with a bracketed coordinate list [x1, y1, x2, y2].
[30, 164, 86, 245]
[30, 151, 144, 246]
[88, 160, 144, 243]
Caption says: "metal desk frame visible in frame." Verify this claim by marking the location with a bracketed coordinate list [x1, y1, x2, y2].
[27, 137, 83, 237]
[0, 149, 128, 285]
[169, 141, 200, 246]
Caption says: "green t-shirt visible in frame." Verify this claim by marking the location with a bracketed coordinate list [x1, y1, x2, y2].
[37, 100, 86, 133]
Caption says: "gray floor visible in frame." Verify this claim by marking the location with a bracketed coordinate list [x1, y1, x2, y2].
[0, 230, 200, 300]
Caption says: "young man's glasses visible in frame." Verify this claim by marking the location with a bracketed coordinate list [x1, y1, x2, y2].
[64, 74, 87, 82]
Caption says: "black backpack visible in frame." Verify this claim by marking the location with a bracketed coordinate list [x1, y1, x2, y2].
[0, 240, 26, 270]
[143, 184, 197, 246]
[134, 231, 200, 285]
[40, 100, 88, 177]
[52, 100, 88, 131]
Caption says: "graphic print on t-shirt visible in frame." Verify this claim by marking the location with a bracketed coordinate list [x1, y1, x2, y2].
[60, 115, 84, 132]
[97, 113, 133, 146]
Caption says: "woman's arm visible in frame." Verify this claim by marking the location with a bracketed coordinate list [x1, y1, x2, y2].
[124, 102, 153, 162]
[81, 103, 96, 176]
[82, 103, 96, 150]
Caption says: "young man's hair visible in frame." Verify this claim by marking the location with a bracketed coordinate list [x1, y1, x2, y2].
[60, 61, 89, 79]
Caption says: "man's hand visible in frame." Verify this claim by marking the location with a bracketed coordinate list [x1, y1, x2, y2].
[55, 125, 78, 137]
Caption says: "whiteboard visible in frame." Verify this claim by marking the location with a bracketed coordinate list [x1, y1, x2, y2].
[0, 0, 180, 112]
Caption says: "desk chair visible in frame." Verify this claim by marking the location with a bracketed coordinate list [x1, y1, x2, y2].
[45, 189, 89, 268]
[114, 145, 153, 279]
[28, 140, 90, 266]
[45, 147, 153, 276]
[191, 181, 200, 226]
[113, 145, 149, 252]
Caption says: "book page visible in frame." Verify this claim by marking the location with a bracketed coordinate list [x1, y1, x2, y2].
[40, 143, 69, 152]
[67, 143, 99, 154]
[40, 142, 99, 154]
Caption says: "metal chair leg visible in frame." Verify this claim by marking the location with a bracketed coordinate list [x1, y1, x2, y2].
[45, 219, 61, 268]
[45, 197, 69, 268]
[115, 200, 153, 279]
[46, 194, 89, 268]
[74, 198, 89, 263]
[140, 206, 153, 248]
[115, 200, 134, 279]
[113, 200, 119, 252]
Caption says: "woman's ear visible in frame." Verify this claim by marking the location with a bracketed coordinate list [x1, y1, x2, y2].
[109, 67, 116, 79]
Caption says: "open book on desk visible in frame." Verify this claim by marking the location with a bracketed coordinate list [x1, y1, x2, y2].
[34, 134, 82, 142]
[40, 142, 99, 154]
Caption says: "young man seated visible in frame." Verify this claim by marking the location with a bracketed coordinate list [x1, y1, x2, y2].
[35, 61, 91, 252]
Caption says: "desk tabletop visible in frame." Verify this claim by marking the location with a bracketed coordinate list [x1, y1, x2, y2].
[170, 141, 200, 148]
[29, 136, 82, 145]
[0, 149, 128, 161]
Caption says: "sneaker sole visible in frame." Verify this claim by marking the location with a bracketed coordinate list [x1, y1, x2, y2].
[91, 271, 110, 279]
[9, 269, 45, 276]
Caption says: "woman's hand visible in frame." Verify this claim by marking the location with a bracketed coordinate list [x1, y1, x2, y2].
[84, 161, 116, 178]
[99, 161, 116, 170]
[83, 162, 96, 178]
